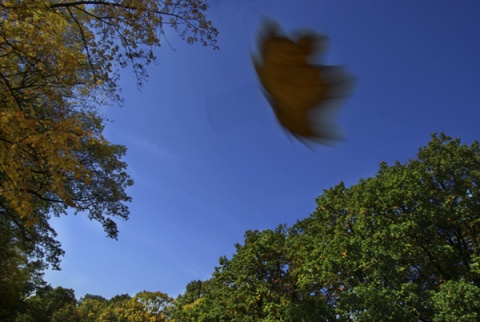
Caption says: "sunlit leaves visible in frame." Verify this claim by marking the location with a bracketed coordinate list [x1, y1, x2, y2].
[76, 297, 107, 322]
[15, 290, 172, 322]
[1, 0, 218, 319]
[171, 133, 480, 321]
[51, 0, 218, 87]
[432, 279, 480, 321]
[94, 291, 173, 322]
[172, 226, 335, 321]
[1, 0, 218, 275]
[290, 133, 480, 320]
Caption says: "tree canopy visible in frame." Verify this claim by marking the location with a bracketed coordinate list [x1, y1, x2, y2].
[15, 288, 173, 322]
[5, 133, 479, 321]
[170, 133, 480, 321]
[3, 2, 478, 322]
[1, 0, 218, 319]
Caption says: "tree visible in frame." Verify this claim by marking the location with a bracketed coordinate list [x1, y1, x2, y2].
[15, 285, 78, 322]
[176, 226, 333, 322]
[51, 303, 81, 322]
[76, 294, 108, 322]
[1, 0, 218, 314]
[78, 293, 108, 305]
[206, 227, 292, 321]
[432, 279, 480, 321]
[0, 221, 32, 321]
[171, 280, 206, 321]
[170, 133, 479, 321]
[290, 133, 480, 321]
[134, 291, 174, 320]
[96, 291, 173, 322]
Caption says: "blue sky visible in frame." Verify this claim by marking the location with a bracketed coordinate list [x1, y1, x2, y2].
[45, 0, 480, 299]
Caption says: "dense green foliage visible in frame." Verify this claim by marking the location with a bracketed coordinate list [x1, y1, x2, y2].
[169, 133, 479, 322]
[285, 133, 480, 321]
[4, 133, 480, 320]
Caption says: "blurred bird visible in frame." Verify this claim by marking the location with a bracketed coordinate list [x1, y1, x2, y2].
[253, 18, 353, 144]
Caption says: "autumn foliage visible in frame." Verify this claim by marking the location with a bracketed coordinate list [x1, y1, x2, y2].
[5, 134, 480, 321]
[0, 0, 218, 319]
[2, 1, 479, 321]
[0, 0, 218, 229]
